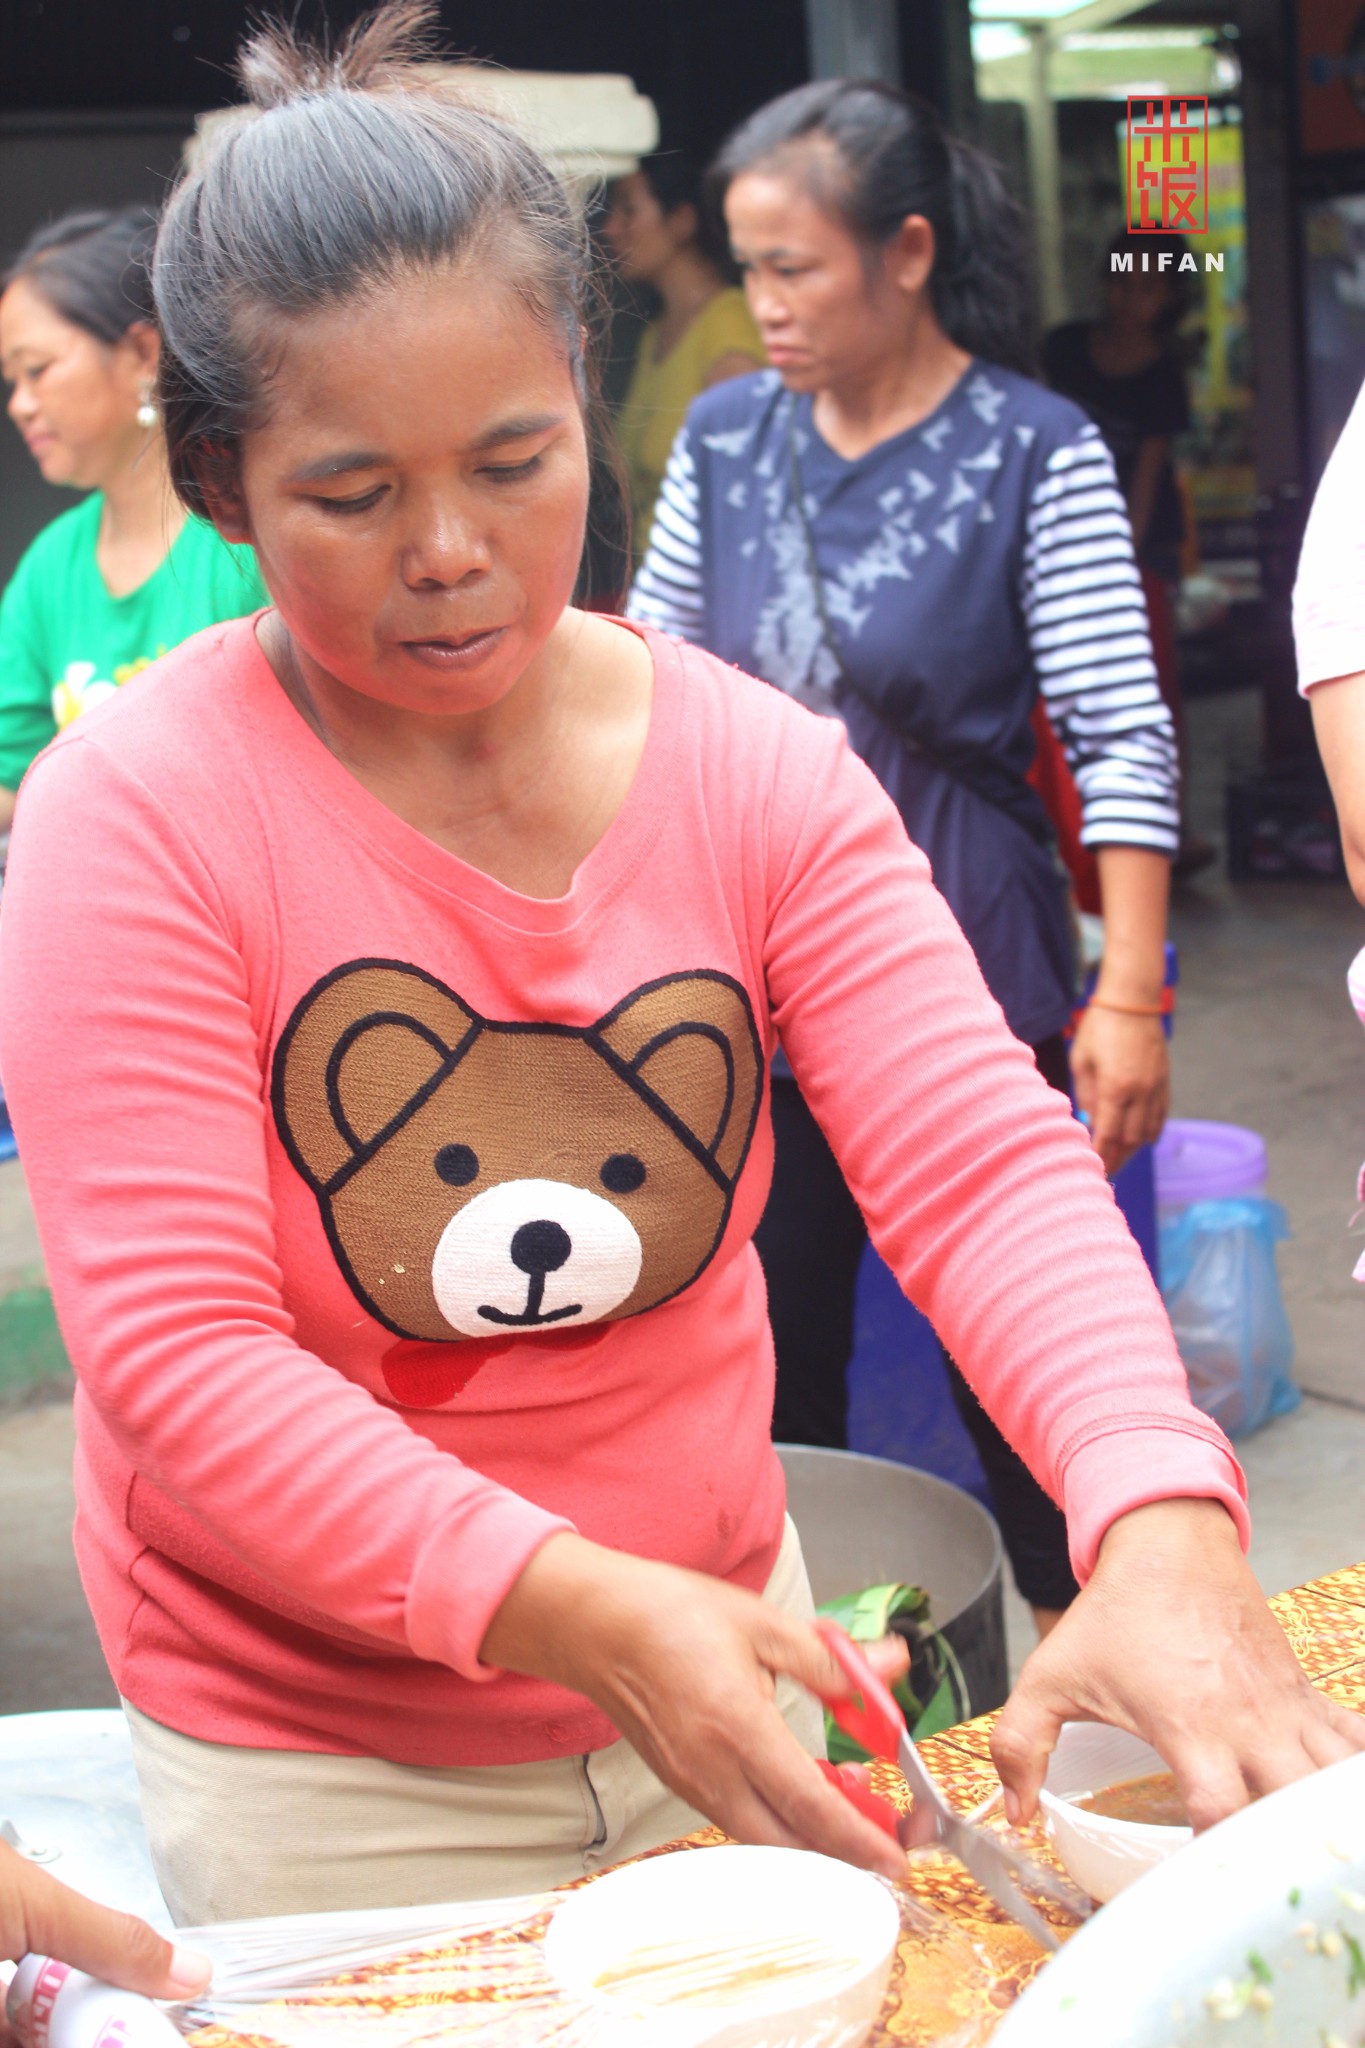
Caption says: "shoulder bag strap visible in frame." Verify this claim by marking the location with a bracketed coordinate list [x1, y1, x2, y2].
[785, 414, 1054, 851]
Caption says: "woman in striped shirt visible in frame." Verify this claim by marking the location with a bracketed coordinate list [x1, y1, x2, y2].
[628, 81, 1178, 1634]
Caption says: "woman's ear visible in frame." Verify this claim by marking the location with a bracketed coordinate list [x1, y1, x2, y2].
[666, 200, 701, 252]
[191, 441, 252, 544]
[886, 214, 937, 298]
[120, 319, 162, 381]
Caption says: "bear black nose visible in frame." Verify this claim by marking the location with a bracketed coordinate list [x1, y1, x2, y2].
[510, 1219, 572, 1277]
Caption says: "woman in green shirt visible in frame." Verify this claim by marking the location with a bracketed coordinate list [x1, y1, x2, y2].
[0, 208, 266, 830]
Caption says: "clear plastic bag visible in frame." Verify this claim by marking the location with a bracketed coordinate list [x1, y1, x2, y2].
[1158, 1195, 1300, 1438]
[169, 1874, 973, 2048]
[5, 1846, 1070, 2048]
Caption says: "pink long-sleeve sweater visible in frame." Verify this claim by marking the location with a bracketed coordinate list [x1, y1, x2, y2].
[0, 615, 1246, 1766]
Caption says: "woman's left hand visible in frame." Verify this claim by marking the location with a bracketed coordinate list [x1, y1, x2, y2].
[1069, 1002, 1169, 1177]
[0, 1843, 211, 2035]
[990, 1499, 1365, 1831]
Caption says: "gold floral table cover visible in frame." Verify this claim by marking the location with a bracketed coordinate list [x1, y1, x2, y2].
[191, 1562, 1365, 2048]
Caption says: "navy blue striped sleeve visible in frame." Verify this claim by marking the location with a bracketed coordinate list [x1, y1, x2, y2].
[1022, 425, 1179, 855]
[627, 426, 706, 640]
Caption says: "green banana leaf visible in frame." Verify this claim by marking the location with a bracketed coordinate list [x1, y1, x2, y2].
[816, 1581, 970, 1763]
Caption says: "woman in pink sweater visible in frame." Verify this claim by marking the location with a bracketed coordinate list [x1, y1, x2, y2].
[1, 4, 1358, 1922]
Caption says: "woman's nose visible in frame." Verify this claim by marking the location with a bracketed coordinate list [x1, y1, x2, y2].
[8, 382, 36, 425]
[401, 513, 491, 590]
[746, 279, 789, 331]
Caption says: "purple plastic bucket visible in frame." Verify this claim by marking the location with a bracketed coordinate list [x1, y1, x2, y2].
[1153, 1119, 1267, 1209]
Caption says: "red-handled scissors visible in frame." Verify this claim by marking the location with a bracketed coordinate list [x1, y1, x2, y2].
[814, 1618, 1074, 1950]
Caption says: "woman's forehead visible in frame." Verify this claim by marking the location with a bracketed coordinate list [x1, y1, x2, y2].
[724, 155, 852, 245]
[251, 269, 578, 453]
[0, 276, 88, 354]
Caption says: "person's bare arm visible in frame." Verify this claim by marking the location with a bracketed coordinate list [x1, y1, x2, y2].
[1070, 844, 1172, 1175]
[0, 788, 16, 837]
[1126, 436, 1170, 557]
[1310, 670, 1365, 903]
[0, 1843, 210, 2017]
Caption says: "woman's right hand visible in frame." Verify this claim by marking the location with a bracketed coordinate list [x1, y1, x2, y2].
[481, 1534, 908, 1879]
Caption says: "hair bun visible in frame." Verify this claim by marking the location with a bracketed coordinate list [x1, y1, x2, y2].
[236, 0, 441, 110]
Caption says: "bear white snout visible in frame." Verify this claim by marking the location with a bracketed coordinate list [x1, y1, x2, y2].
[430, 1177, 644, 1338]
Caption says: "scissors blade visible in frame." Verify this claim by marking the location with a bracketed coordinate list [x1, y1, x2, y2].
[815, 1623, 1074, 1951]
[946, 1817, 1062, 1952]
[895, 1732, 956, 1824]
[895, 1733, 1073, 1949]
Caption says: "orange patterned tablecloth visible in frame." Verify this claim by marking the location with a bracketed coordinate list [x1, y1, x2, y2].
[191, 1562, 1365, 2048]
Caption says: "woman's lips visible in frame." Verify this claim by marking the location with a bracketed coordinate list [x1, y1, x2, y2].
[399, 626, 506, 672]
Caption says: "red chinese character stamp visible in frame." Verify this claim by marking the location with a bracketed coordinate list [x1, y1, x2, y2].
[1126, 96, 1209, 234]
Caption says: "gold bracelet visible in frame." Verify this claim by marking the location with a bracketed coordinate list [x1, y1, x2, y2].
[1088, 997, 1165, 1018]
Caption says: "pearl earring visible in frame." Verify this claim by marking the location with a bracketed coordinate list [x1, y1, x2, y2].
[137, 389, 158, 431]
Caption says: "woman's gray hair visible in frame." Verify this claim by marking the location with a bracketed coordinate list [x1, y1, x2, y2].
[153, 0, 599, 521]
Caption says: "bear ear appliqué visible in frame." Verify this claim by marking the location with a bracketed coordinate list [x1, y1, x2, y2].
[273, 960, 481, 1191]
[594, 972, 763, 1187]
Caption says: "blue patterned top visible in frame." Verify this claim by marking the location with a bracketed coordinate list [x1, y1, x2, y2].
[628, 362, 1177, 1045]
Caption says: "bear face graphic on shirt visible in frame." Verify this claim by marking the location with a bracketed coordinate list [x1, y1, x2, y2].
[271, 960, 763, 1402]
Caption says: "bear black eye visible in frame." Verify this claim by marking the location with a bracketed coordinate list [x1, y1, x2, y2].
[601, 1152, 646, 1195]
[434, 1143, 479, 1186]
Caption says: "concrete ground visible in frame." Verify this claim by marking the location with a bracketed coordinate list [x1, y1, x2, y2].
[1, 686, 1363, 1709]
[0, 1400, 114, 1712]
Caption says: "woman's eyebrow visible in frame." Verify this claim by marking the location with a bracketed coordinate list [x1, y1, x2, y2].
[287, 413, 566, 483]
[471, 410, 565, 451]
[289, 450, 388, 484]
